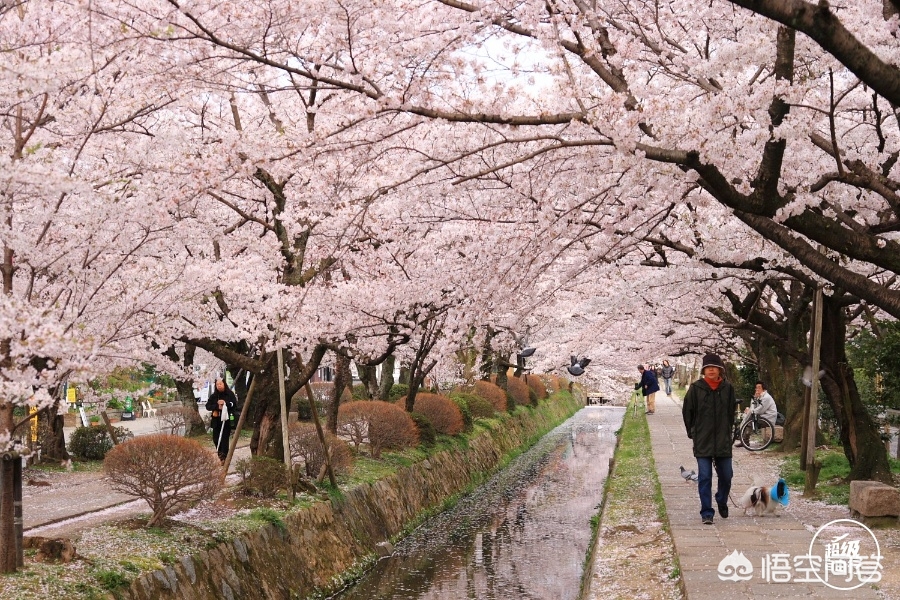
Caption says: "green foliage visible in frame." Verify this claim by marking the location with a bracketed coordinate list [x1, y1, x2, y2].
[106, 398, 124, 410]
[410, 412, 436, 446]
[351, 383, 370, 400]
[93, 568, 129, 590]
[249, 507, 287, 532]
[734, 363, 758, 404]
[449, 395, 473, 431]
[777, 447, 900, 505]
[848, 320, 900, 411]
[68, 426, 114, 460]
[388, 384, 409, 401]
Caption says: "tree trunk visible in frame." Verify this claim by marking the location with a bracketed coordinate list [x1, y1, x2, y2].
[326, 353, 352, 435]
[174, 378, 205, 437]
[356, 363, 376, 399]
[0, 407, 15, 572]
[757, 335, 806, 450]
[248, 360, 288, 459]
[819, 296, 892, 482]
[377, 354, 395, 401]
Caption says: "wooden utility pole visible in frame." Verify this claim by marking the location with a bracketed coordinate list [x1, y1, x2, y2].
[802, 285, 824, 495]
[277, 346, 292, 499]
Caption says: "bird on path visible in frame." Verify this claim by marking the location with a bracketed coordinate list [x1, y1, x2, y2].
[679, 465, 698, 482]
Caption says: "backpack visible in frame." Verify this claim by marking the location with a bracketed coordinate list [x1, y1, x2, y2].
[775, 412, 785, 426]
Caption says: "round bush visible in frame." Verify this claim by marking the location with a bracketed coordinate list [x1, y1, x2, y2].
[505, 376, 532, 407]
[398, 393, 464, 436]
[388, 384, 409, 401]
[524, 374, 549, 401]
[68, 426, 115, 460]
[472, 381, 507, 412]
[410, 412, 436, 446]
[338, 400, 418, 458]
[103, 434, 222, 527]
[289, 422, 353, 478]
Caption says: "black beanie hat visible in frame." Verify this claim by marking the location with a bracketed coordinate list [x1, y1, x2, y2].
[701, 354, 725, 370]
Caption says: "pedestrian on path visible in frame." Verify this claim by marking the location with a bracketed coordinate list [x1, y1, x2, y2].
[681, 353, 737, 524]
[206, 378, 236, 462]
[660, 360, 675, 396]
[638, 364, 660, 414]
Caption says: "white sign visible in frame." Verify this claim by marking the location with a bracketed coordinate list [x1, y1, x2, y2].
[78, 407, 89, 427]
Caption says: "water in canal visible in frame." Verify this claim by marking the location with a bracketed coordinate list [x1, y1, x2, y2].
[332, 405, 625, 600]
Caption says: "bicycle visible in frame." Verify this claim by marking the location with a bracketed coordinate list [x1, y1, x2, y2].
[733, 397, 776, 451]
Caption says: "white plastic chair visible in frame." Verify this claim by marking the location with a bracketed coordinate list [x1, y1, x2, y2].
[142, 401, 158, 418]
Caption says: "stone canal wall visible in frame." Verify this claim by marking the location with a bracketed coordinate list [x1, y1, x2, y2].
[120, 394, 583, 600]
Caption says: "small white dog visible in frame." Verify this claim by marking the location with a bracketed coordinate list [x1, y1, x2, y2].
[739, 485, 779, 516]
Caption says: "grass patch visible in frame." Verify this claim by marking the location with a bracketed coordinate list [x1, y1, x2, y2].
[780, 447, 900, 505]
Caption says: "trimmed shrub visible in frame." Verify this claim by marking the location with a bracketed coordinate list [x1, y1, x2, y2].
[68, 426, 116, 460]
[524, 374, 549, 401]
[461, 393, 495, 419]
[505, 376, 533, 407]
[542, 375, 568, 394]
[103, 434, 222, 527]
[289, 422, 353, 478]
[472, 380, 507, 412]
[388, 383, 409, 401]
[238, 455, 289, 498]
[398, 393, 464, 436]
[410, 412, 436, 446]
[351, 383, 370, 400]
[337, 400, 418, 458]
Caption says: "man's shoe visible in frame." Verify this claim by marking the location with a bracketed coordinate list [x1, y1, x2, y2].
[702, 516, 714, 525]
[718, 503, 729, 518]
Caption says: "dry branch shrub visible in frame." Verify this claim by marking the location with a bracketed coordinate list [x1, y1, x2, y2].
[289, 423, 353, 478]
[103, 434, 222, 527]
[524, 374, 549, 401]
[472, 381, 507, 412]
[504, 376, 533, 407]
[336, 401, 369, 451]
[242, 456, 289, 498]
[338, 401, 418, 458]
[156, 406, 194, 436]
[399, 393, 463, 436]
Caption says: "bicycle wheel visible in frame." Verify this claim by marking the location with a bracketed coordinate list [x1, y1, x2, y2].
[740, 417, 775, 451]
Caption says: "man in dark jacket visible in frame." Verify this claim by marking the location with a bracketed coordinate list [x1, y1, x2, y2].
[638, 364, 660, 414]
[682, 354, 737, 525]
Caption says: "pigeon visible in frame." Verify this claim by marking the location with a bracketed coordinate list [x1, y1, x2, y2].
[517, 347, 536, 358]
[566, 364, 585, 376]
[680, 465, 698, 482]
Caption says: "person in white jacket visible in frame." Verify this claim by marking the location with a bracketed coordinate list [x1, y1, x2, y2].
[735, 381, 778, 447]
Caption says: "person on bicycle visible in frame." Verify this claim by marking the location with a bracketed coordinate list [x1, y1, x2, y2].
[734, 381, 778, 447]
[682, 353, 738, 525]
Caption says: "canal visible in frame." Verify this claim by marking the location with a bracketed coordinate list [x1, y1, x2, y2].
[331, 405, 625, 600]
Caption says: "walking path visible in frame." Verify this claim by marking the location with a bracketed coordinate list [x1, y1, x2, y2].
[649, 393, 878, 599]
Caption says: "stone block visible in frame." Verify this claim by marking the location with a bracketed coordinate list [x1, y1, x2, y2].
[773, 425, 784, 443]
[849, 480, 900, 518]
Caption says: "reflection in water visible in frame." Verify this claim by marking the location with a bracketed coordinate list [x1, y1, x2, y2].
[331, 406, 625, 600]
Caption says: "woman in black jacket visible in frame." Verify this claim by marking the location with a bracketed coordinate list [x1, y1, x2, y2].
[206, 378, 237, 462]
[682, 354, 738, 525]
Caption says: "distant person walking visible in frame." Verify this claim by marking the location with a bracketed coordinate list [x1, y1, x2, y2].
[638, 364, 660, 414]
[206, 378, 236, 462]
[682, 353, 737, 525]
[661, 360, 675, 396]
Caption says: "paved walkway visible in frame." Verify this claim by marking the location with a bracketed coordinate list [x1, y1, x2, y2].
[649, 393, 878, 599]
